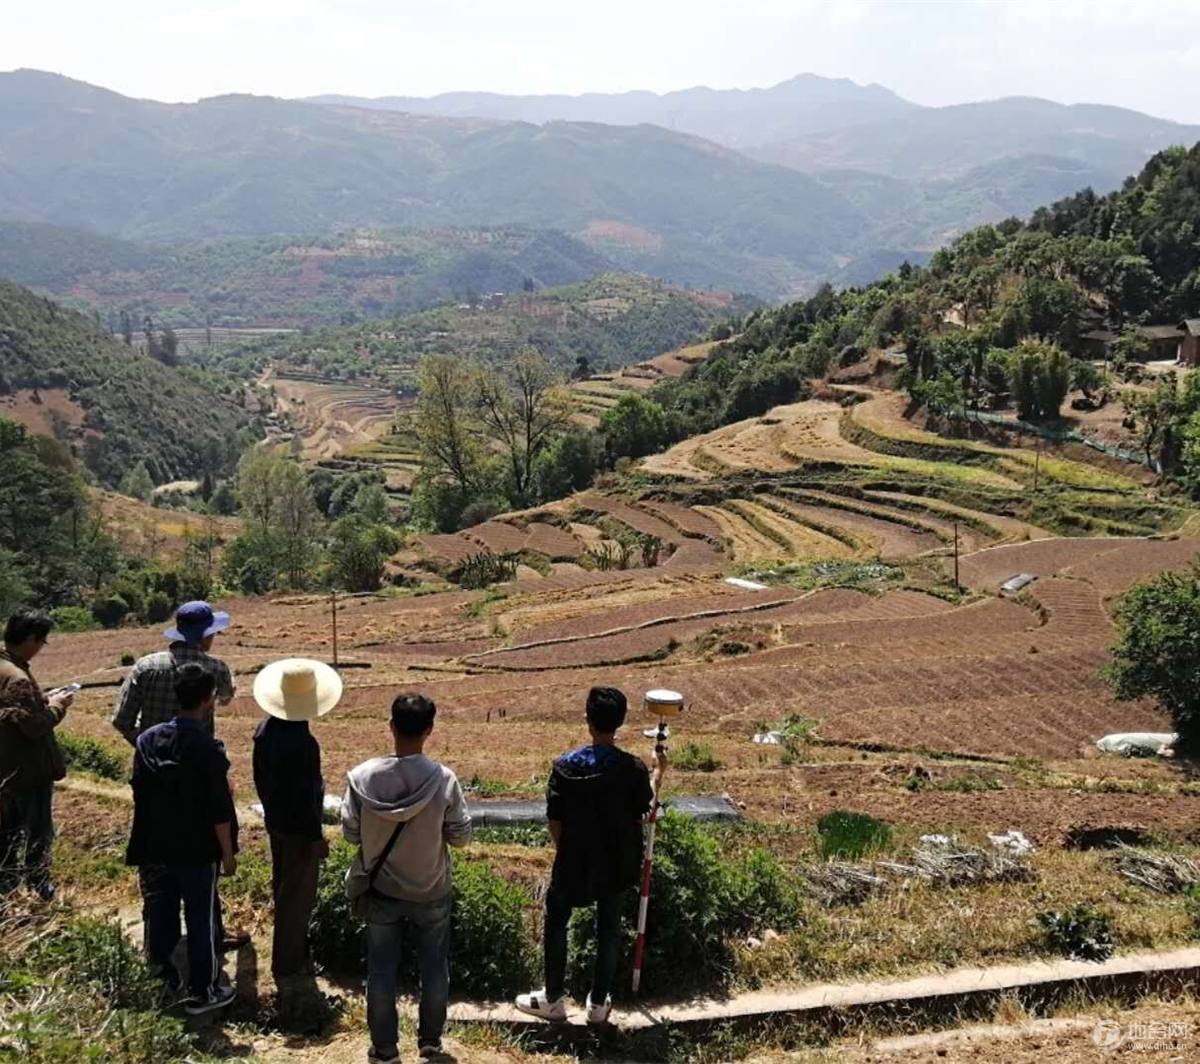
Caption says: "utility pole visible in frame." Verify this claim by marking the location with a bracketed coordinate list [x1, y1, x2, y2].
[1033, 437, 1041, 493]
[330, 588, 339, 667]
[953, 521, 960, 592]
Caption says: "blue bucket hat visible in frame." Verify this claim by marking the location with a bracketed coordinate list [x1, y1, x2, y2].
[164, 600, 231, 644]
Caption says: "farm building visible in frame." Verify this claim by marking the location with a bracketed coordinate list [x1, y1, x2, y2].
[1178, 319, 1200, 366]
[1081, 328, 1117, 359]
[1083, 323, 1186, 362]
[1140, 323, 1185, 360]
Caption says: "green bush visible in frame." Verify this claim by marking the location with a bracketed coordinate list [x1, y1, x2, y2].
[91, 593, 130, 629]
[817, 810, 893, 859]
[451, 860, 536, 998]
[1036, 904, 1114, 961]
[672, 742, 721, 772]
[120, 652, 136, 666]
[50, 605, 99, 632]
[58, 730, 128, 781]
[143, 590, 173, 623]
[567, 813, 805, 1000]
[27, 916, 160, 1010]
[310, 839, 535, 999]
[310, 839, 364, 970]
[7, 915, 194, 1062]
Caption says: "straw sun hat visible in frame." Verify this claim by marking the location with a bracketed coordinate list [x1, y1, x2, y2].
[253, 658, 343, 721]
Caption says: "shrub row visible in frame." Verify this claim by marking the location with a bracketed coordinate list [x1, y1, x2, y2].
[309, 815, 806, 1002]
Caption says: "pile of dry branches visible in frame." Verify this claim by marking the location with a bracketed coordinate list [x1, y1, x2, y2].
[1112, 846, 1200, 894]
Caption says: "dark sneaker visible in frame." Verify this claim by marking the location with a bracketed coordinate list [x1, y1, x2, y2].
[183, 984, 236, 1015]
[367, 1046, 400, 1064]
[419, 1042, 446, 1060]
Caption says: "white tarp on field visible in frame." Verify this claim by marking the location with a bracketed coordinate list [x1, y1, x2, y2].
[1095, 733, 1176, 757]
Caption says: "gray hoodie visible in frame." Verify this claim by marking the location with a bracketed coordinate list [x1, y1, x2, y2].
[341, 753, 471, 903]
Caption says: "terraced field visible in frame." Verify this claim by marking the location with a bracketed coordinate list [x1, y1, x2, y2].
[47, 381, 1200, 999]
[268, 372, 408, 462]
[568, 340, 715, 425]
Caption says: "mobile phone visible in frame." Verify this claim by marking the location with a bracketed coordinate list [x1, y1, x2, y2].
[54, 682, 82, 695]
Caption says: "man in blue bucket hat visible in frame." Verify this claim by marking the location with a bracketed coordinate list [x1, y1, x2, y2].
[113, 600, 245, 952]
[113, 601, 235, 742]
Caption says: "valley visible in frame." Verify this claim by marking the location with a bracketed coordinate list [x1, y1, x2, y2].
[6, 40, 1200, 1063]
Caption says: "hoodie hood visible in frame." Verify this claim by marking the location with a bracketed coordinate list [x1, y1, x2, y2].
[135, 718, 203, 775]
[347, 754, 443, 823]
[554, 743, 624, 781]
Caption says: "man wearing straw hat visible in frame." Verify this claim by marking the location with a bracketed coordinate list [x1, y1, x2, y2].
[252, 657, 342, 986]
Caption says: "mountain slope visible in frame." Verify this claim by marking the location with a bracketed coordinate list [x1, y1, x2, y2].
[309, 73, 919, 150]
[0, 280, 257, 485]
[0, 221, 617, 327]
[754, 97, 1200, 183]
[216, 272, 751, 387]
[0, 70, 865, 297]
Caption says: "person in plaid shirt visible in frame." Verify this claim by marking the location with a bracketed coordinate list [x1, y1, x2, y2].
[113, 600, 245, 951]
[112, 601, 235, 743]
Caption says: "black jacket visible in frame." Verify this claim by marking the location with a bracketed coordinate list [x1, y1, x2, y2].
[253, 717, 324, 842]
[547, 743, 652, 903]
[126, 718, 236, 867]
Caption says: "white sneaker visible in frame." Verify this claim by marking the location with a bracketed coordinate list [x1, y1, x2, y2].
[514, 988, 567, 1021]
[586, 993, 612, 1025]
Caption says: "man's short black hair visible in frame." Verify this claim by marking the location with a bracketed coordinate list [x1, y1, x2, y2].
[175, 662, 216, 712]
[391, 693, 436, 737]
[586, 686, 627, 734]
[4, 608, 53, 647]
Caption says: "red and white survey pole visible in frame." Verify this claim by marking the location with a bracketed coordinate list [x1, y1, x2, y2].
[631, 688, 684, 995]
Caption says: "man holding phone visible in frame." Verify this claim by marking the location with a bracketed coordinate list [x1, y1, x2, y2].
[125, 663, 239, 1015]
[0, 608, 74, 900]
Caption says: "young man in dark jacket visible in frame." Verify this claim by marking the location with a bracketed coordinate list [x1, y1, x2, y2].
[126, 663, 238, 1016]
[0, 608, 74, 899]
[516, 686, 661, 1025]
[251, 658, 342, 985]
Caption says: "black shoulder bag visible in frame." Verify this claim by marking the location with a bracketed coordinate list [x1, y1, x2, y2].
[347, 817, 408, 908]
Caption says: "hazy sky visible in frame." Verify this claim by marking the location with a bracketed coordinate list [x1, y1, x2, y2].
[7, 0, 1200, 122]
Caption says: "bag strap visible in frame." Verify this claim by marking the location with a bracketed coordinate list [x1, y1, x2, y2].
[366, 817, 408, 888]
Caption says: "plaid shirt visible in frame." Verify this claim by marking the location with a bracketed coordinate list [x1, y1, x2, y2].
[111, 643, 235, 744]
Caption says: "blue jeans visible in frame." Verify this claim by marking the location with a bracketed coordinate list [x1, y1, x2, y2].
[139, 863, 221, 997]
[544, 885, 622, 1003]
[364, 892, 452, 1053]
[0, 783, 54, 893]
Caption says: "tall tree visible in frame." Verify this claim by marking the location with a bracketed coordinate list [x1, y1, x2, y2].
[415, 356, 482, 495]
[1106, 567, 1200, 754]
[476, 348, 572, 503]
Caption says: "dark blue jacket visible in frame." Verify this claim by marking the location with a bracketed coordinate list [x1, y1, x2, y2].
[547, 744, 651, 903]
[126, 718, 236, 867]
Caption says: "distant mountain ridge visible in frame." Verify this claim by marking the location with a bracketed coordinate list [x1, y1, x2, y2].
[307, 74, 1200, 187]
[307, 73, 920, 150]
[2, 69, 1199, 300]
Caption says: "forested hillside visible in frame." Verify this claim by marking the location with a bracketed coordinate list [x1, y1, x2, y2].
[0, 221, 616, 328]
[216, 273, 750, 386]
[0, 280, 258, 485]
[646, 143, 1200, 481]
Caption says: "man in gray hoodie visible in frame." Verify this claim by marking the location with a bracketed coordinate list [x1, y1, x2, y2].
[342, 693, 471, 1064]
